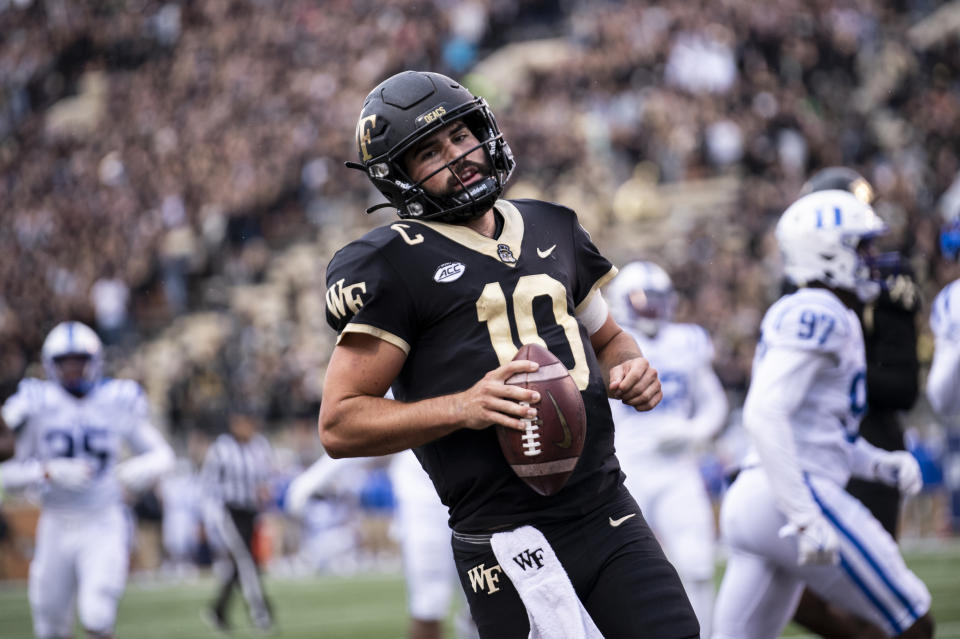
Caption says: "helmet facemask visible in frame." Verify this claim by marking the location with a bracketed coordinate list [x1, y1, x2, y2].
[396, 109, 509, 223]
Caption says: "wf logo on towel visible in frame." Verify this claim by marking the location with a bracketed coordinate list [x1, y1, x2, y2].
[512, 547, 545, 571]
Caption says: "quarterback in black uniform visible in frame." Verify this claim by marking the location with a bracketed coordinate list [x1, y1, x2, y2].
[320, 70, 698, 638]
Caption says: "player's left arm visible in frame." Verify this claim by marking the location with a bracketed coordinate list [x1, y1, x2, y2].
[116, 388, 175, 494]
[927, 334, 960, 417]
[589, 312, 661, 411]
[686, 361, 729, 442]
[118, 423, 174, 493]
[927, 284, 960, 416]
[686, 329, 729, 441]
[567, 215, 659, 411]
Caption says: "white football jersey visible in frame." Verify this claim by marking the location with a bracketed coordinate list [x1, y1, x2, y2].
[2, 377, 159, 511]
[927, 279, 960, 416]
[930, 279, 960, 340]
[610, 322, 724, 460]
[746, 288, 867, 485]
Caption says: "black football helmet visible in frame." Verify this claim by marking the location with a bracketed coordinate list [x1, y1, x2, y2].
[346, 70, 515, 223]
[799, 166, 875, 204]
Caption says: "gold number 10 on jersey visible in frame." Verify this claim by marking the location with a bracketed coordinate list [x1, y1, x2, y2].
[476, 274, 589, 390]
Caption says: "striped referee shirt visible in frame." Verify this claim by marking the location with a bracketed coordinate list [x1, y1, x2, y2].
[201, 433, 274, 511]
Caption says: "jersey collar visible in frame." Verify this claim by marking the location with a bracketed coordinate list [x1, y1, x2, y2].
[405, 200, 524, 267]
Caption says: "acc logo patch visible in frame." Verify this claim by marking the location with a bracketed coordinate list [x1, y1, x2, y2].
[433, 261, 465, 283]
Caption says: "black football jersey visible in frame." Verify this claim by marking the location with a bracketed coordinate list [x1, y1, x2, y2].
[325, 199, 624, 532]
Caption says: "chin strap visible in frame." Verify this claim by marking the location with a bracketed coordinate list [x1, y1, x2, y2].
[363, 202, 397, 215]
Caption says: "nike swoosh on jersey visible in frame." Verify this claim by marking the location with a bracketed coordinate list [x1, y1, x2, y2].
[537, 245, 556, 258]
[609, 513, 636, 527]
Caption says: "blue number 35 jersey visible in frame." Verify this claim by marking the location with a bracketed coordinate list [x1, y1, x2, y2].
[2, 377, 156, 511]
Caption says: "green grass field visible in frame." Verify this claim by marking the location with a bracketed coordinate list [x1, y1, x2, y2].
[0, 540, 958, 638]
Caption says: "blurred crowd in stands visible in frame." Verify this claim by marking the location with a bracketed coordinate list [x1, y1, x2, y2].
[2, 0, 960, 455]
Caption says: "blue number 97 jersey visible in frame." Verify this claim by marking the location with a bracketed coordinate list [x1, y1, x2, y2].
[751, 288, 867, 485]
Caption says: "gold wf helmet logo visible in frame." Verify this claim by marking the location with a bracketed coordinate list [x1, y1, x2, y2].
[356, 114, 377, 162]
[326, 279, 367, 320]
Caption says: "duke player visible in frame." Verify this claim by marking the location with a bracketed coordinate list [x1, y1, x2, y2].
[928, 196, 960, 417]
[0, 321, 174, 639]
[286, 447, 479, 639]
[606, 261, 728, 636]
[711, 191, 933, 638]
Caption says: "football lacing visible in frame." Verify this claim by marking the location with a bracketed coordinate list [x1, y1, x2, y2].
[521, 417, 542, 456]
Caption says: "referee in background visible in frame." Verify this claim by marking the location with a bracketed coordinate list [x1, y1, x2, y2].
[201, 403, 276, 633]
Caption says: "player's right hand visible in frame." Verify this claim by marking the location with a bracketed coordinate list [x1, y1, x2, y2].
[873, 450, 923, 497]
[44, 458, 94, 491]
[779, 515, 840, 566]
[454, 360, 541, 432]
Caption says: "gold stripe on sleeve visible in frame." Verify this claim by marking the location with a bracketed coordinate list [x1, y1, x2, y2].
[575, 266, 619, 315]
[337, 324, 411, 355]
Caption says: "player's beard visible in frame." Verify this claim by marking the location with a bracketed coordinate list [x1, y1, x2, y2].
[441, 157, 491, 198]
[423, 153, 498, 223]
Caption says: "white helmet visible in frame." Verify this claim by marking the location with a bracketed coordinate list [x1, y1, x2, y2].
[41, 321, 103, 395]
[776, 190, 887, 301]
[607, 261, 677, 336]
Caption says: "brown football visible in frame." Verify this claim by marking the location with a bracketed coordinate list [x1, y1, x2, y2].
[497, 343, 587, 496]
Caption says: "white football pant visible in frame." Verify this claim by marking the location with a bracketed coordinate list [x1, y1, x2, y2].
[624, 457, 716, 637]
[390, 450, 477, 638]
[713, 468, 931, 638]
[29, 505, 130, 638]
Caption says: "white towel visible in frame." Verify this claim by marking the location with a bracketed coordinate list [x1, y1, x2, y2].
[490, 525, 604, 639]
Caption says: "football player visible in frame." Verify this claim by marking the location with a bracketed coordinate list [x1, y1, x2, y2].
[0, 321, 175, 639]
[286, 449, 478, 639]
[606, 261, 728, 637]
[927, 189, 960, 417]
[792, 167, 922, 637]
[319, 70, 698, 638]
[711, 191, 934, 639]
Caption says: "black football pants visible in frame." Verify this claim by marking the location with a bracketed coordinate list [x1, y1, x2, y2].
[452, 486, 700, 638]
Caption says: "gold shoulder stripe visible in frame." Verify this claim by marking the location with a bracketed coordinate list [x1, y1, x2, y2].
[575, 266, 619, 315]
[338, 324, 411, 355]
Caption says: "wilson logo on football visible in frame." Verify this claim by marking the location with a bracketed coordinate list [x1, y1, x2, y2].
[433, 262, 466, 283]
